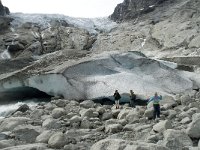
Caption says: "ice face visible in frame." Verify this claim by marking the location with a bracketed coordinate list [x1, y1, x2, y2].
[0, 51, 198, 102]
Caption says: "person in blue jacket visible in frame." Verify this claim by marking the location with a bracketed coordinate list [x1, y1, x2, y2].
[148, 92, 162, 120]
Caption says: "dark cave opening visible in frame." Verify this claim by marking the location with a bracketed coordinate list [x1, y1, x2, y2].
[0, 86, 52, 104]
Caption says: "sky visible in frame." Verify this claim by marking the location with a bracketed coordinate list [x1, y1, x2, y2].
[2, 0, 124, 18]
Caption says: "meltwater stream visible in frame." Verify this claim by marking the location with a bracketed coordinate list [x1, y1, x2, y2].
[0, 98, 50, 119]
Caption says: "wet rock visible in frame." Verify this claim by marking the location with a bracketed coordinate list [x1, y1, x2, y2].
[15, 104, 29, 113]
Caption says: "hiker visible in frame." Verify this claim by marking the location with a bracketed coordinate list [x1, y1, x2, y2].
[129, 90, 136, 108]
[147, 92, 162, 120]
[113, 90, 121, 109]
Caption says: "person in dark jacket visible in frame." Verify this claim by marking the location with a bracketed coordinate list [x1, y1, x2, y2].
[129, 90, 136, 108]
[148, 92, 162, 120]
[113, 90, 121, 109]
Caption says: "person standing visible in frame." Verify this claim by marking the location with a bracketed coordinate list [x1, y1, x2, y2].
[113, 90, 121, 109]
[148, 92, 162, 120]
[129, 90, 136, 108]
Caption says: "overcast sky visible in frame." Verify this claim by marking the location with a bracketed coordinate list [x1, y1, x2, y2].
[2, 0, 123, 18]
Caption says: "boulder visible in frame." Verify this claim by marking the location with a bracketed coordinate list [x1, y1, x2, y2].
[0, 133, 10, 140]
[0, 117, 30, 132]
[180, 95, 192, 106]
[48, 132, 66, 149]
[162, 129, 193, 150]
[1, 143, 48, 150]
[186, 114, 200, 138]
[80, 117, 92, 129]
[36, 130, 55, 143]
[153, 120, 172, 133]
[0, 140, 16, 149]
[105, 124, 123, 133]
[80, 108, 99, 119]
[42, 118, 62, 129]
[15, 104, 29, 113]
[80, 100, 95, 108]
[51, 108, 65, 119]
[90, 139, 169, 150]
[144, 108, 154, 119]
[69, 115, 82, 124]
[101, 112, 113, 121]
[13, 125, 42, 143]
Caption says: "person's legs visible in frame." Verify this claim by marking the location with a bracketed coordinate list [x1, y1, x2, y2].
[117, 100, 120, 109]
[153, 104, 157, 120]
[130, 100, 133, 107]
[157, 105, 160, 118]
[154, 104, 160, 119]
[115, 100, 118, 109]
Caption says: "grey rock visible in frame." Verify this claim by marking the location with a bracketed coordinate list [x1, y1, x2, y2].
[105, 124, 123, 133]
[42, 118, 62, 129]
[162, 129, 193, 150]
[1, 143, 48, 150]
[13, 125, 42, 143]
[91, 139, 169, 150]
[48, 132, 66, 149]
[0, 117, 30, 132]
[0, 140, 16, 149]
[101, 112, 113, 121]
[80, 100, 95, 108]
[186, 114, 200, 138]
[153, 120, 172, 133]
[0, 133, 10, 141]
[36, 130, 55, 143]
[80, 108, 99, 119]
[51, 107, 65, 119]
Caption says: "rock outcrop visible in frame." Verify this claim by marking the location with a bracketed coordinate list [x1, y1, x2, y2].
[110, 0, 169, 22]
[0, 0, 9, 16]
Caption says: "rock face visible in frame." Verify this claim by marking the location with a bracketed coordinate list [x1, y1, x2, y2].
[110, 0, 168, 22]
[0, 0, 10, 16]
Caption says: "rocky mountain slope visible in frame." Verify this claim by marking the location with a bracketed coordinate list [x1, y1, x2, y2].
[0, 0, 200, 149]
